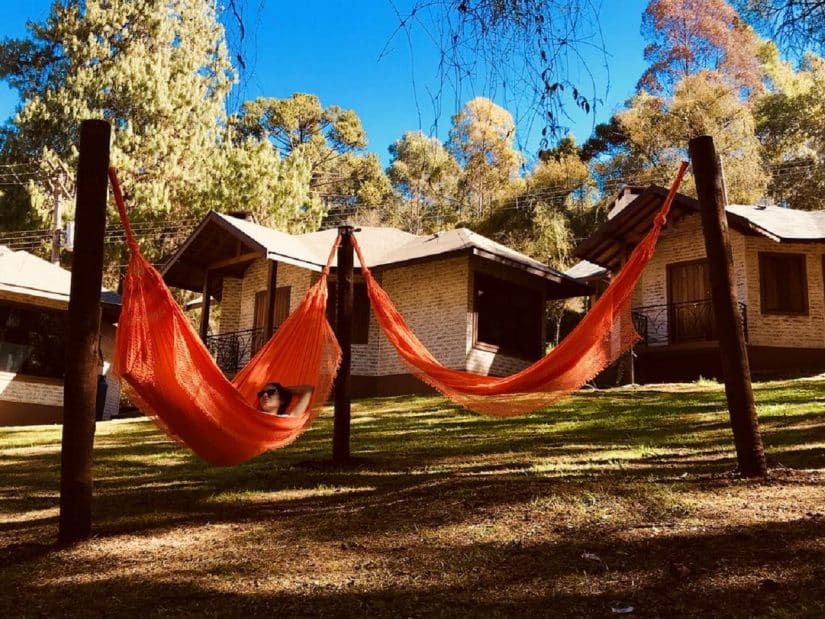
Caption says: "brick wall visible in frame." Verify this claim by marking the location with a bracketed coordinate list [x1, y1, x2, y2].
[377, 257, 470, 375]
[0, 303, 121, 422]
[238, 258, 270, 330]
[99, 321, 121, 419]
[219, 277, 242, 333]
[632, 212, 749, 308]
[743, 236, 825, 349]
[0, 371, 62, 406]
[277, 263, 313, 314]
[629, 211, 824, 350]
[219, 254, 546, 381]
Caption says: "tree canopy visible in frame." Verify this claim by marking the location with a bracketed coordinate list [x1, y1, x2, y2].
[0, 0, 322, 260]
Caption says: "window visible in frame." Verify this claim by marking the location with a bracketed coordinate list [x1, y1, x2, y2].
[0, 305, 67, 378]
[326, 282, 370, 345]
[759, 252, 808, 315]
[474, 273, 543, 359]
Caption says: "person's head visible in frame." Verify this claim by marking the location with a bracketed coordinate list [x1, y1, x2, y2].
[257, 382, 293, 415]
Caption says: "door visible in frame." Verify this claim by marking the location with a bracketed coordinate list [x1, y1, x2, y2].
[667, 259, 714, 343]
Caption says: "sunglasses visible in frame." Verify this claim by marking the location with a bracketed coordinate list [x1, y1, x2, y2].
[257, 388, 279, 399]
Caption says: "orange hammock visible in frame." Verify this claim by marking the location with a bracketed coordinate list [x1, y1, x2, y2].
[352, 162, 689, 416]
[109, 169, 342, 466]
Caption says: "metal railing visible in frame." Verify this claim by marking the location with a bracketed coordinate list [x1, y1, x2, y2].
[631, 300, 748, 346]
[205, 327, 269, 376]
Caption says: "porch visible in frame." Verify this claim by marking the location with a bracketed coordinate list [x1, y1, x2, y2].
[631, 299, 748, 347]
[206, 327, 269, 376]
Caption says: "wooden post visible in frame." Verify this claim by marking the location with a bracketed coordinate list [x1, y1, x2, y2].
[333, 226, 354, 462]
[264, 260, 279, 338]
[689, 135, 767, 478]
[59, 119, 111, 543]
[51, 188, 62, 264]
[199, 270, 212, 342]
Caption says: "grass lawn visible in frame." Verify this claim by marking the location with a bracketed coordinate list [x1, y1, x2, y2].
[1, 376, 824, 618]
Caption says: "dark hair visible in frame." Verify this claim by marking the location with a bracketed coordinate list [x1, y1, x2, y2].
[260, 382, 293, 415]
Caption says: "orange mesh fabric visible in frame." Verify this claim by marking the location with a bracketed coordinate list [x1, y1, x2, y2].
[109, 169, 342, 465]
[352, 163, 689, 416]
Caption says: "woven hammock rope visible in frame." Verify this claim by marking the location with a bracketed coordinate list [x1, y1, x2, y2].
[109, 162, 687, 462]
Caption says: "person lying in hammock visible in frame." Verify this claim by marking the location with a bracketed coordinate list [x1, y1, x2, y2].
[256, 383, 314, 417]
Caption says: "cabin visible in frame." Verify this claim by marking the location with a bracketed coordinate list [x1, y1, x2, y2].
[162, 213, 590, 397]
[0, 246, 122, 425]
[570, 186, 825, 382]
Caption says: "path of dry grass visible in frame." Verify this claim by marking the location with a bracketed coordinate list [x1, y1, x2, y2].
[1, 376, 824, 617]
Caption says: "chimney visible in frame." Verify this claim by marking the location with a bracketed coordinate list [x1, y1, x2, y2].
[607, 186, 645, 220]
[226, 210, 257, 223]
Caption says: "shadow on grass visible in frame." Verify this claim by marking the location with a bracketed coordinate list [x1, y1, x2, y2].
[3, 517, 824, 617]
[1, 376, 823, 605]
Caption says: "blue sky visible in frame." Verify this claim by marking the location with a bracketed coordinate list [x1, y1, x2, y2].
[0, 1, 650, 164]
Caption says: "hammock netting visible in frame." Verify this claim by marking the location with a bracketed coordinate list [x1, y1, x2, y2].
[110, 162, 687, 463]
[352, 162, 689, 416]
[109, 169, 341, 466]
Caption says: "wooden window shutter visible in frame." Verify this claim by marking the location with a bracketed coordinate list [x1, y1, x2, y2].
[759, 252, 808, 315]
[253, 290, 267, 330]
[353, 283, 369, 345]
[273, 286, 291, 329]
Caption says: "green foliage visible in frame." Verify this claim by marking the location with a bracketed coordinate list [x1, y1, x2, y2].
[0, 0, 321, 260]
[231, 93, 392, 218]
[448, 97, 523, 218]
[387, 131, 460, 233]
[754, 50, 825, 209]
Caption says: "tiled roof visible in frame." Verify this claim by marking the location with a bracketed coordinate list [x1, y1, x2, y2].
[0, 245, 121, 307]
[216, 215, 568, 278]
[726, 204, 825, 241]
[565, 260, 608, 280]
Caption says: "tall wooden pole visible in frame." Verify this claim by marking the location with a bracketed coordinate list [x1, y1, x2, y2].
[688, 135, 767, 478]
[51, 188, 63, 264]
[333, 226, 354, 462]
[59, 119, 111, 543]
[264, 260, 279, 337]
[199, 270, 212, 342]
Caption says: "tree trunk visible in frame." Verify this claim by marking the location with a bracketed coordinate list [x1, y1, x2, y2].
[59, 119, 111, 543]
[689, 135, 767, 478]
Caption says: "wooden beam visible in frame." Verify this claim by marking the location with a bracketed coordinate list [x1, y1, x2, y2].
[60, 119, 110, 544]
[689, 135, 766, 478]
[199, 270, 213, 342]
[208, 251, 261, 270]
[333, 226, 354, 463]
[264, 260, 278, 338]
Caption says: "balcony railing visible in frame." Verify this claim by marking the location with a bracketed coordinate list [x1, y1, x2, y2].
[205, 327, 269, 376]
[631, 300, 748, 347]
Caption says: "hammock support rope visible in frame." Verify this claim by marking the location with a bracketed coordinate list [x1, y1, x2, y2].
[109, 169, 342, 465]
[352, 162, 689, 416]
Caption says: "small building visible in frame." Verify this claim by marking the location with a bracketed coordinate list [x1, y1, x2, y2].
[570, 186, 825, 382]
[162, 213, 590, 397]
[0, 246, 122, 425]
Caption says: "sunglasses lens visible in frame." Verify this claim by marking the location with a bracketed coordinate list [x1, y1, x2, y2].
[258, 389, 278, 398]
